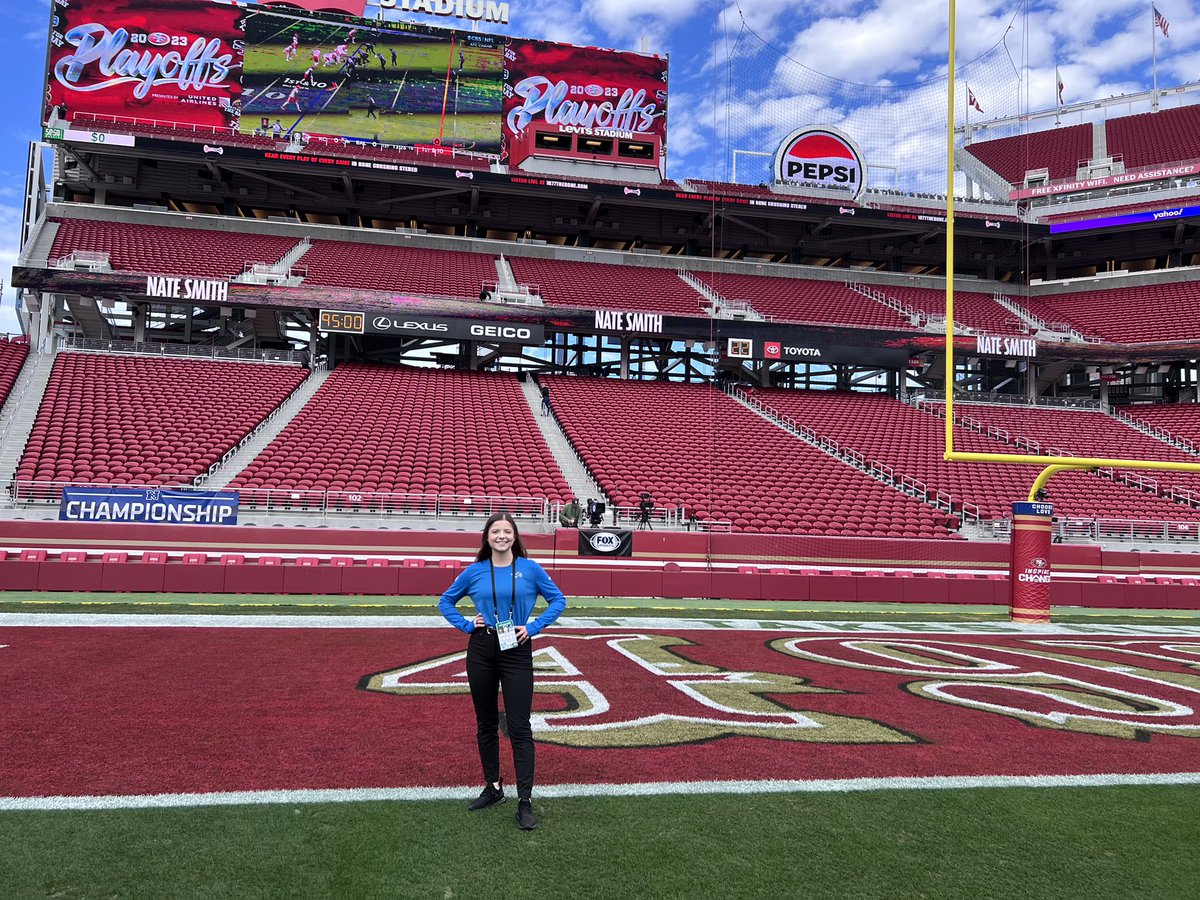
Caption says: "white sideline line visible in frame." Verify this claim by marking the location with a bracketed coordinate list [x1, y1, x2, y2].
[2, 613, 1200, 635]
[5, 772, 1200, 812]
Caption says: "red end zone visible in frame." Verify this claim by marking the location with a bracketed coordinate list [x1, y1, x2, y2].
[2, 621, 1199, 799]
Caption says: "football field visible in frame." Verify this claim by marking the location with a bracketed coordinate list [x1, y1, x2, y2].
[3, 599, 1200, 896]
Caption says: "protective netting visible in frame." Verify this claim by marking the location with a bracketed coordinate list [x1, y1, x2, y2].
[713, 20, 1024, 195]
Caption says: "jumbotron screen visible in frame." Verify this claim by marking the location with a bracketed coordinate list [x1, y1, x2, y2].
[43, 0, 668, 167]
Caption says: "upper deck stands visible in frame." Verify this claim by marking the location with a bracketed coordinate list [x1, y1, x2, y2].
[508, 257, 706, 316]
[301, 242, 497, 298]
[1105, 105, 1200, 171]
[49, 218, 297, 279]
[879, 287, 1030, 336]
[962, 124, 1093, 184]
[692, 272, 911, 328]
[1024, 281, 1200, 343]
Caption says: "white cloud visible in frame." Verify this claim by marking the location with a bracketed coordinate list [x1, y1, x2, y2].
[0, 201, 23, 335]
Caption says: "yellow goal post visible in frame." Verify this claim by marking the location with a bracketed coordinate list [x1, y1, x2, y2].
[942, 0, 1200, 500]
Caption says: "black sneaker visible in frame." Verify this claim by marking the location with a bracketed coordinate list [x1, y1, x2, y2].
[516, 798, 537, 830]
[467, 782, 505, 811]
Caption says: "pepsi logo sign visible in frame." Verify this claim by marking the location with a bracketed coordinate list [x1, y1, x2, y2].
[774, 126, 866, 200]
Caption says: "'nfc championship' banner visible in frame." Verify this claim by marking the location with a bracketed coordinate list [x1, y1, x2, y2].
[59, 485, 239, 525]
[578, 528, 633, 557]
[44, 0, 668, 166]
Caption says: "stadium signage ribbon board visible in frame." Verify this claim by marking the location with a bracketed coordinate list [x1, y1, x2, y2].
[1009, 164, 1200, 200]
[1049, 203, 1200, 235]
[59, 486, 239, 525]
[774, 126, 866, 201]
[975, 335, 1036, 358]
[145, 275, 228, 303]
[366, 313, 544, 343]
[593, 310, 664, 334]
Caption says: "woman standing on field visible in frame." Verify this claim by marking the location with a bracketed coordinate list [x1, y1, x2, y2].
[437, 512, 567, 830]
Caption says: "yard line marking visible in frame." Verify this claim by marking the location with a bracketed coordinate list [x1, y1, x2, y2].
[2, 613, 1200, 636]
[5, 772, 1200, 812]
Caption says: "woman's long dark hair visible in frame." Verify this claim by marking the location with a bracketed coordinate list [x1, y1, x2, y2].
[474, 511, 529, 562]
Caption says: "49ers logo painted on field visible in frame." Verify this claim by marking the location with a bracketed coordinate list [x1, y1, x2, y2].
[361, 633, 914, 748]
[774, 126, 866, 200]
[362, 633, 1200, 747]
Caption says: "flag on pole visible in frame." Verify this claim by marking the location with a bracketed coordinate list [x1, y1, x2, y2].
[968, 86, 983, 113]
[1154, 5, 1170, 37]
[1056, 67, 1064, 106]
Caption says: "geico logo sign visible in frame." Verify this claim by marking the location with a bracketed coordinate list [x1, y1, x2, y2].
[471, 324, 531, 340]
[784, 346, 822, 357]
[588, 531, 622, 552]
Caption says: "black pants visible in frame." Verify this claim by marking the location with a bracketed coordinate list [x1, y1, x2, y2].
[466, 628, 534, 799]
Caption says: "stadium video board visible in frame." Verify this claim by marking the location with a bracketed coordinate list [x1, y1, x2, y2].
[43, 0, 668, 168]
[44, 0, 245, 131]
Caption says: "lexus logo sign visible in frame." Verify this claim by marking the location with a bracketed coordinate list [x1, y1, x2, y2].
[774, 126, 866, 200]
[366, 314, 544, 344]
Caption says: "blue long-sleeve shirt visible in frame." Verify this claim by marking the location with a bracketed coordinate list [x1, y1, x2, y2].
[437, 556, 567, 637]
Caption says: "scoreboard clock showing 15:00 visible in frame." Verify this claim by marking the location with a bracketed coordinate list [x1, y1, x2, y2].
[319, 310, 365, 334]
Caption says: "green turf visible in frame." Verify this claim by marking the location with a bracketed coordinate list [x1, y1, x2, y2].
[3, 786, 1197, 898]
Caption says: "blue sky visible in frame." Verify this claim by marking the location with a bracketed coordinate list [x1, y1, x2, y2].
[2, 0, 1197, 333]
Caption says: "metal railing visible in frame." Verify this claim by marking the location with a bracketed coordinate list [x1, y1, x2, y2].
[983, 516, 1200, 545]
[3, 479, 550, 522]
[906, 390, 1104, 411]
[57, 337, 306, 365]
[69, 112, 500, 165]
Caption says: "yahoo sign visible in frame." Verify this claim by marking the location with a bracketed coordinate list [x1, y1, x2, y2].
[1049, 203, 1200, 234]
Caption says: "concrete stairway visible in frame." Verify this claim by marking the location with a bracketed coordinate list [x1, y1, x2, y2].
[0, 350, 58, 485]
[200, 366, 331, 489]
[66, 297, 112, 339]
[520, 378, 609, 505]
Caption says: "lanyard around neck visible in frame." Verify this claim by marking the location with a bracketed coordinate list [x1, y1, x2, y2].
[489, 558, 517, 621]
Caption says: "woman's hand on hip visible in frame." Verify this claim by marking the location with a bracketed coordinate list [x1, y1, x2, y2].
[473, 613, 485, 629]
[516, 626, 529, 644]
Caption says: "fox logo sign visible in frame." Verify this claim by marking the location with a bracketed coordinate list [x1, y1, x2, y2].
[775, 126, 866, 200]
